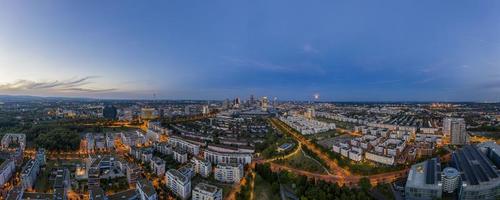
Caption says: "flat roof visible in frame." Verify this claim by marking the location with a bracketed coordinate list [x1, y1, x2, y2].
[53, 188, 66, 200]
[406, 157, 441, 190]
[6, 186, 24, 200]
[167, 169, 188, 183]
[89, 186, 107, 200]
[194, 183, 220, 194]
[451, 145, 499, 186]
[137, 179, 156, 197]
[22, 192, 53, 200]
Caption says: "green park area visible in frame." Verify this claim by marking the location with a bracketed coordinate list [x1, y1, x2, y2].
[0, 119, 135, 151]
[255, 127, 297, 159]
[253, 174, 280, 200]
[274, 148, 329, 174]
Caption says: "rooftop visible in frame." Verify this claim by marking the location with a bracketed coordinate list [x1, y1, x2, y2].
[167, 169, 188, 183]
[194, 183, 220, 194]
[405, 157, 442, 190]
[22, 192, 53, 200]
[53, 188, 66, 200]
[451, 144, 500, 186]
[21, 159, 37, 176]
[89, 186, 107, 200]
[137, 179, 156, 197]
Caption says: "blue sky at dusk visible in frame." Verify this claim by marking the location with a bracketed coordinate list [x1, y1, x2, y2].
[0, 0, 499, 101]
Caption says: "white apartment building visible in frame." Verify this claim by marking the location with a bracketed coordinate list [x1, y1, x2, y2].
[173, 148, 188, 164]
[0, 160, 15, 186]
[168, 136, 200, 155]
[146, 129, 160, 143]
[137, 179, 158, 200]
[120, 131, 147, 148]
[203, 149, 252, 165]
[192, 183, 222, 200]
[21, 159, 40, 190]
[279, 116, 335, 135]
[365, 151, 395, 165]
[179, 163, 195, 180]
[166, 169, 191, 200]
[150, 157, 166, 176]
[1, 133, 26, 150]
[154, 142, 172, 155]
[214, 163, 244, 183]
[348, 147, 363, 162]
[192, 157, 212, 178]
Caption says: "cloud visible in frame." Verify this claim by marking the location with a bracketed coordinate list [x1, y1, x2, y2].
[303, 43, 319, 54]
[480, 80, 500, 90]
[0, 76, 116, 93]
[222, 57, 291, 71]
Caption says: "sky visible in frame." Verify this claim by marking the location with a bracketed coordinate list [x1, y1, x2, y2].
[0, 0, 499, 101]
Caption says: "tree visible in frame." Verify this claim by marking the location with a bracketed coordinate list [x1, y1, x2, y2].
[358, 177, 372, 192]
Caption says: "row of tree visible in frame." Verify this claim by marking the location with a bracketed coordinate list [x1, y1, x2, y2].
[1, 119, 134, 151]
[255, 163, 374, 200]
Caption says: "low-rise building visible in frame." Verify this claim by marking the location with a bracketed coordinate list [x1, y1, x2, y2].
[405, 158, 442, 200]
[53, 168, 71, 200]
[0, 160, 15, 186]
[192, 183, 222, 200]
[214, 163, 243, 183]
[173, 148, 188, 164]
[21, 159, 40, 191]
[178, 163, 195, 179]
[364, 151, 395, 165]
[192, 157, 212, 178]
[168, 136, 200, 156]
[137, 179, 157, 200]
[203, 148, 252, 165]
[1, 133, 26, 150]
[279, 116, 335, 135]
[154, 142, 172, 155]
[150, 157, 166, 177]
[126, 163, 141, 185]
[453, 143, 500, 200]
[89, 186, 107, 200]
[166, 169, 191, 200]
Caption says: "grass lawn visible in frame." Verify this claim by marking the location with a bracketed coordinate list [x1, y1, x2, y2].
[254, 174, 279, 200]
[274, 149, 328, 174]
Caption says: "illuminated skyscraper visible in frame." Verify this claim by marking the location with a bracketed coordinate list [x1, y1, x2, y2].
[260, 97, 269, 111]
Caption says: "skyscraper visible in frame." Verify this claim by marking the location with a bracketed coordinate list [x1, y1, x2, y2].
[444, 118, 468, 145]
[249, 95, 255, 106]
[261, 97, 269, 111]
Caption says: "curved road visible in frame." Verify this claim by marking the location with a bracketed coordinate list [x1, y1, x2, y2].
[269, 118, 413, 186]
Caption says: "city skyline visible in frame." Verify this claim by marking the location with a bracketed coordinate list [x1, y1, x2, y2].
[1, 1, 500, 101]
